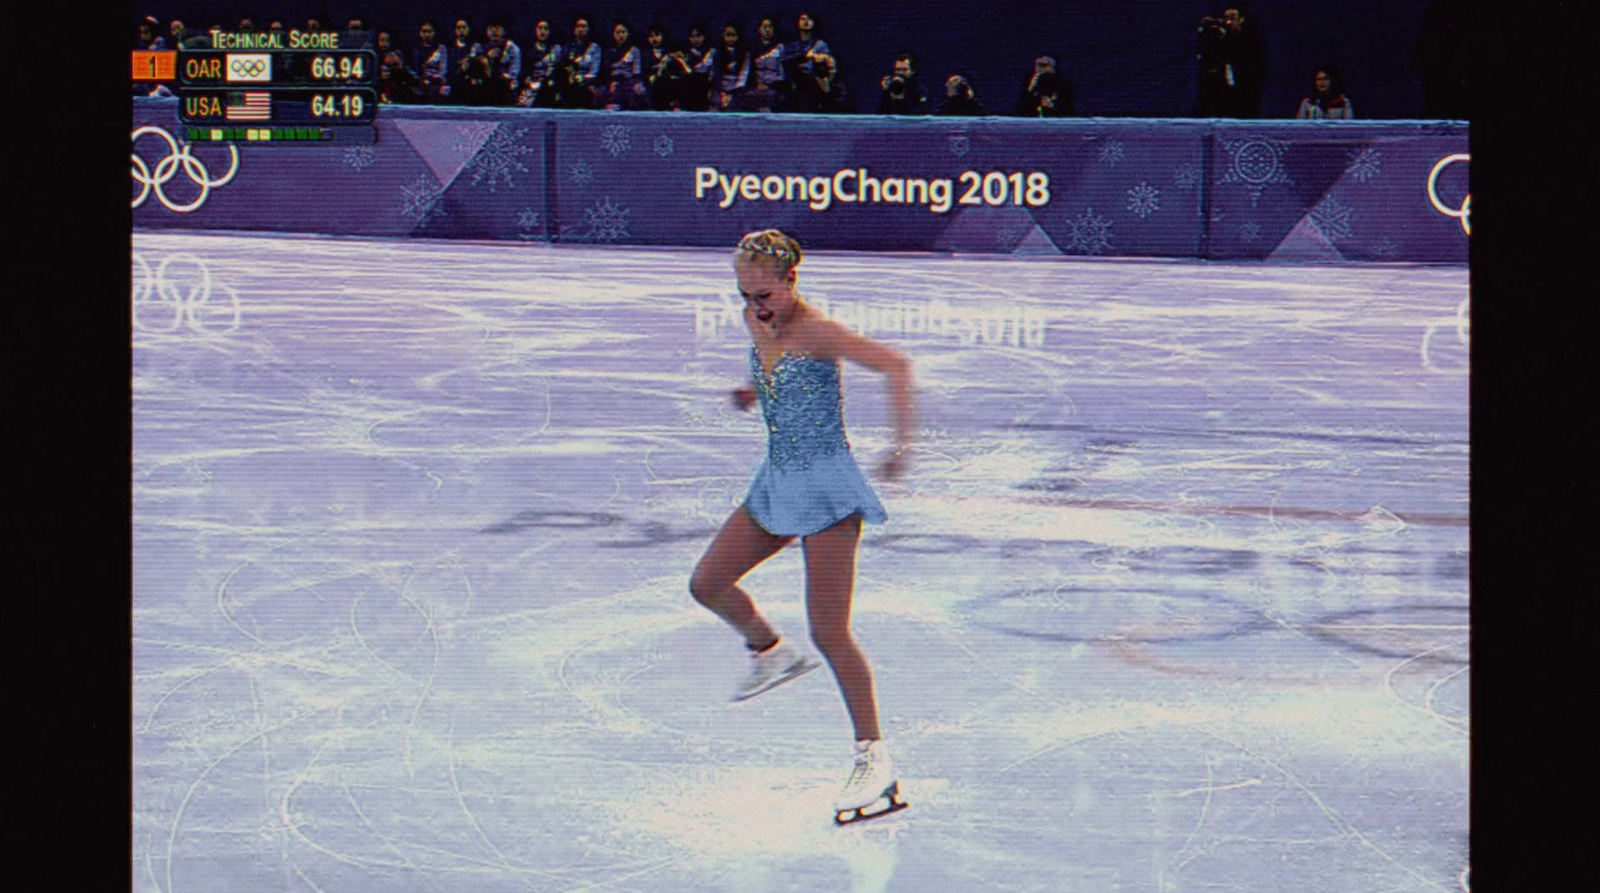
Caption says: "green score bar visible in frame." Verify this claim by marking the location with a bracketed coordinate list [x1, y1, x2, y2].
[185, 127, 332, 141]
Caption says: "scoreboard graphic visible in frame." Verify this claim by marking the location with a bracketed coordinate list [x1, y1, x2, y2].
[136, 31, 378, 144]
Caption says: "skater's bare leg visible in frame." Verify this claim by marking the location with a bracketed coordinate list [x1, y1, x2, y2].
[802, 513, 881, 742]
[690, 506, 794, 649]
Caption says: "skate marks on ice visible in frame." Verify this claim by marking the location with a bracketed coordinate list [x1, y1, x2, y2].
[133, 233, 1467, 892]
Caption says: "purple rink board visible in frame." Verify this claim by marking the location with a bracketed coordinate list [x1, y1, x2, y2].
[132, 99, 1469, 263]
[133, 232, 1468, 893]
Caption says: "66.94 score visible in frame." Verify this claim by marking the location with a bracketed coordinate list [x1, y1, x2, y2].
[311, 93, 365, 117]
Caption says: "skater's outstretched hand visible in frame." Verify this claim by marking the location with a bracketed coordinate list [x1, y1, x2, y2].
[732, 385, 758, 411]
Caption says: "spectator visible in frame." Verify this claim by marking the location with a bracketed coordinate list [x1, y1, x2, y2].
[649, 27, 702, 110]
[1295, 66, 1353, 118]
[455, 52, 513, 106]
[711, 22, 753, 111]
[484, 18, 522, 93]
[681, 20, 717, 110]
[783, 12, 831, 84]
[787, 51, 849, 113]
[536, 18, 601, 108]
[446, 18, 484, 101]
[267, 21, 286, 43]
[341, 17, 373, 49]
[597, 20, 647, 110]
[305, 13, 328, 32]
[937, 74, 988, 116]
[378, 40, 424, 104]
[641, 23, 673, 107]
[562, 16, 604, 103]
[413, 19, 449, 102]
[134, 16, 172, 97]
[1015, 56, 1075, 116]
[136, 16, 165, 50]
[1196, 5, 1265, 117]
[744, 14, 787, 111]
[237, 17, 256, 33]
[877, 53, 929, 114]
[519, 20, 560, 106]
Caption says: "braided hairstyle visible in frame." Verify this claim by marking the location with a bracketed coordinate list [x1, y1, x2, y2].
[734, 228, 803, 276]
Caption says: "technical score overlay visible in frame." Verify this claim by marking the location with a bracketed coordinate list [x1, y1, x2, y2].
[134, 30, 377, 145]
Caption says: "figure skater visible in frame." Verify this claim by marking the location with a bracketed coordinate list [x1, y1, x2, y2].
[688, 229, 915, 825]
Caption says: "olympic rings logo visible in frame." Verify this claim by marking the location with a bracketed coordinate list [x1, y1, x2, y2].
[132, 253, 242, 336]
[1427, 153, 1470, 235]
[230, 58, 267, 77]
[131, 125, 240, 213]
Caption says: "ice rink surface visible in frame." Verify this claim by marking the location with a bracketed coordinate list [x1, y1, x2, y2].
[132, 232, 1469, 893]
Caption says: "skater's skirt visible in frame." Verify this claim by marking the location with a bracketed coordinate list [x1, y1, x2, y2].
[743, 449, 888, 538]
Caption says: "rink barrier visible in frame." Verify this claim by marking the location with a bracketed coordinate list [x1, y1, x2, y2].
[131, 99, 1468, 263]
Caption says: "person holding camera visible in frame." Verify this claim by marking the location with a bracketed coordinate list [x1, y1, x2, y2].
[785, 50, 849, 113]
[1014, 56, 1075, 117]
[1195, 5, 1265, 117]
[877, 54, 929, 115]
[937, 74, 987, 116]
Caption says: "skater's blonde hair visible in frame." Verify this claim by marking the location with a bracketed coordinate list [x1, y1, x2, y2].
[734, 229, 803, 276]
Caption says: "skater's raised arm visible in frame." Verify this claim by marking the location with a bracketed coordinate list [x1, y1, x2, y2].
[795, 319, 916, 480]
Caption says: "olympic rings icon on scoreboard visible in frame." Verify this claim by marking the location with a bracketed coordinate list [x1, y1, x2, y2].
[131, 125, 240, 213]
[230, 57, 268, 78]
[1427, 153, 1470, 235]
[132, 252, 242, 336]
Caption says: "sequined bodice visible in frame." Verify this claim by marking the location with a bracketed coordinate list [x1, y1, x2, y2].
[750, 345, 850, 470]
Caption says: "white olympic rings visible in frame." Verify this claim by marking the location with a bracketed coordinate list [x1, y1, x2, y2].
[1427, 153, 1470, 235]
[131, 252, 242, 336]
[131, 125, 240, 213]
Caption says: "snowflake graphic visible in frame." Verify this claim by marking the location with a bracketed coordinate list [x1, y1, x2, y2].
[948, 134, 971, 157]
[1126, 182, 1161, 218]
[464, 125, 535, 193]
[451, 121, 498, 157]
[515, 208, 542, 240]
[569, 159, 595, 186]
[1064, 207, 1114, 255]
[1308, 194, 1353, 243]
[342, 146, 376, 172]
[653, 134, 674, 157]
[399, 175, 446, 227]
[1239, 221, 1261, 243]
[1097, 140, 1126, 165]
[581, 196, 631, 242]
[1174, 163, 1201, 192]
[1372, 237, 1400, 259]
[1220, 137, 1292, 206]
[600, 124, 632, 157]
[1345, 147, 1382, 183]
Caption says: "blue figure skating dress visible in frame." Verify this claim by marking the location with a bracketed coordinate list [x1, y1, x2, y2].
[743, 345, 888, 537]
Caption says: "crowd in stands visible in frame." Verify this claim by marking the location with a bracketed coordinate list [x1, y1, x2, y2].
[135, 6, 1369, 119]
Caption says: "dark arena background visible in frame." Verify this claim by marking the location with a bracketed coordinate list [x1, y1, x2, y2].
[131, 1, 1470, 891]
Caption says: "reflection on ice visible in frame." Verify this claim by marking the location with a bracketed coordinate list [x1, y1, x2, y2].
[133, 232, 1468, 892]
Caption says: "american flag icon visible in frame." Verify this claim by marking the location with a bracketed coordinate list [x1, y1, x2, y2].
[225, 92, 271, 121]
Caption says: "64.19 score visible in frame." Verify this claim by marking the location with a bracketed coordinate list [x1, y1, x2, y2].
[311, 93, 365, 117]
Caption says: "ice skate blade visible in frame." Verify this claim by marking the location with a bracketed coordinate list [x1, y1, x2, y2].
[835, 783, 909, 826]
[731, 659, 820, 702]
[834, 797, 909, 826]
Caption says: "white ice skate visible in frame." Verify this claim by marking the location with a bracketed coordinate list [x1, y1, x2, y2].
[732, 638, 819, 702]
[833, 739, 909, 825]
